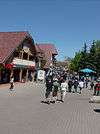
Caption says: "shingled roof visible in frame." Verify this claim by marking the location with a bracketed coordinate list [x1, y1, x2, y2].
[37, 44, 58, 68]
[0, 31, 32, 63]
[37, 44, 58, 55]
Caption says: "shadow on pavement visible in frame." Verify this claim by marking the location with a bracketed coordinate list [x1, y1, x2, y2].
[41, 101, 50, 105]
[41, 99, 63, 105]
[94, 109, 100, 113]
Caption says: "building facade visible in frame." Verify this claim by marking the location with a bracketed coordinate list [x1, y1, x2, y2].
[0, 32, 58, 84]
[0, 32, 37, 83]
[36, 44, 58, 69]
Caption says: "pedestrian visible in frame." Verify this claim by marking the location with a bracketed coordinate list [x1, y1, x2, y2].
[45, 76, 53, 104]
[58, 76, 64, 85]
[52, 78, 60, 103]
[73, 79, 79, 93]
[85, 78, 89, 88]
[78, 80, 84, 94]
[68, 79, 73, 92]
[9, 75, 14, 91]
[46, 66, 54, 77]
[90, 81, 94, 90]
[93, 79, 100, 96]
[34, 70, 37, 82]
[60, 79, 68, 102]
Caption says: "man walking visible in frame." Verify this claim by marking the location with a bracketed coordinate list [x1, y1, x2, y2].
[45, 75, 53, 104]
[68, 79, 73, 92]
[73, 79, 79, 93]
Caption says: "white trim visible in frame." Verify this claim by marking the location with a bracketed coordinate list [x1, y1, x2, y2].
[12, 58, 35, 67]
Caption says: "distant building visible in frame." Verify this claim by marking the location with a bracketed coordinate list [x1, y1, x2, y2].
[36, 44, 58, 69]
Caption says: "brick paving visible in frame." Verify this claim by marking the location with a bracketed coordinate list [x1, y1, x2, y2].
[0, 82, 100, 134]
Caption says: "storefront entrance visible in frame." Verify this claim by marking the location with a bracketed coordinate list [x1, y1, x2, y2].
[0, 69, 11, 84]
[13, 69, 20, 82]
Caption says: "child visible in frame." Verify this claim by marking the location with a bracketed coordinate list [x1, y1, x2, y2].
[60, 79, 68, 102]
[52, 78, 60, 103]
[9, 76, 14, 91]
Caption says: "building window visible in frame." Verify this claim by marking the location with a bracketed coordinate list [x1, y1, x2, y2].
[23, 53, 28, 60]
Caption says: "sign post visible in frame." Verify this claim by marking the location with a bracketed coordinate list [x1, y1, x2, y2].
[37, 70, 45, 82]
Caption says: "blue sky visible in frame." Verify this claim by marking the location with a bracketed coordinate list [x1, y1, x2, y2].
[0, 0, 100, 60]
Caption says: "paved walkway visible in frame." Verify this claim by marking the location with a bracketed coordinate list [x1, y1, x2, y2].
[0, 82, 100, 134]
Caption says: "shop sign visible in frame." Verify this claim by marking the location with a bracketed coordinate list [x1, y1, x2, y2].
[12, 58, 35, 68]
[37, 70, 45, 80]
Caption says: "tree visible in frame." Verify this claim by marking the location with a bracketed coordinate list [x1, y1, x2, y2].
[79, 43, 89, 69]
[93, 40, 100, 74]
[69, 52, 82, 71]
[69, 40, 100, 75]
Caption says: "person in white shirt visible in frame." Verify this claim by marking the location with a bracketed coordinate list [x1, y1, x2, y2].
[60, 79, 68, 102]
[79, 80, 84, 94]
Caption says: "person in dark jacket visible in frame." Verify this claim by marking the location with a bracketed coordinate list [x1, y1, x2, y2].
[90, 81, 94, 90]
[68, 79, 73, 92]
[45, 76, 53, 104]
[73, 79, 79, 93]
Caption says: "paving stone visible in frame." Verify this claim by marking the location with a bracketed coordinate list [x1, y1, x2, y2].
[0, 83, 100, 134]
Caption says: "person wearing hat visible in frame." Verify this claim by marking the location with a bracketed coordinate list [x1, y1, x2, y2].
[93, 79, 100, 96]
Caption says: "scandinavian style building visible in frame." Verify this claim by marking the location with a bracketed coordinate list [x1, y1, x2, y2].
[36, 44, 58, 69]
[0, 31, 58, 84]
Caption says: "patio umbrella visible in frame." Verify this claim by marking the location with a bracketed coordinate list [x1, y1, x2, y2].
[80, 68, 95, 73]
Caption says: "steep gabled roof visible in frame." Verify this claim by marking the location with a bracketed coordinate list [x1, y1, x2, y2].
[34, 44, 43, 53]
[37, 44, 58, 68]
[0, 31, 32, 63]
[37, 44, 58, 55]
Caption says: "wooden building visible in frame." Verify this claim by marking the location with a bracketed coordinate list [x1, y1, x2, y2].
[0, 32, 58, 84]
[36, 44, 58, 69]
[0, 31, 37, 83]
